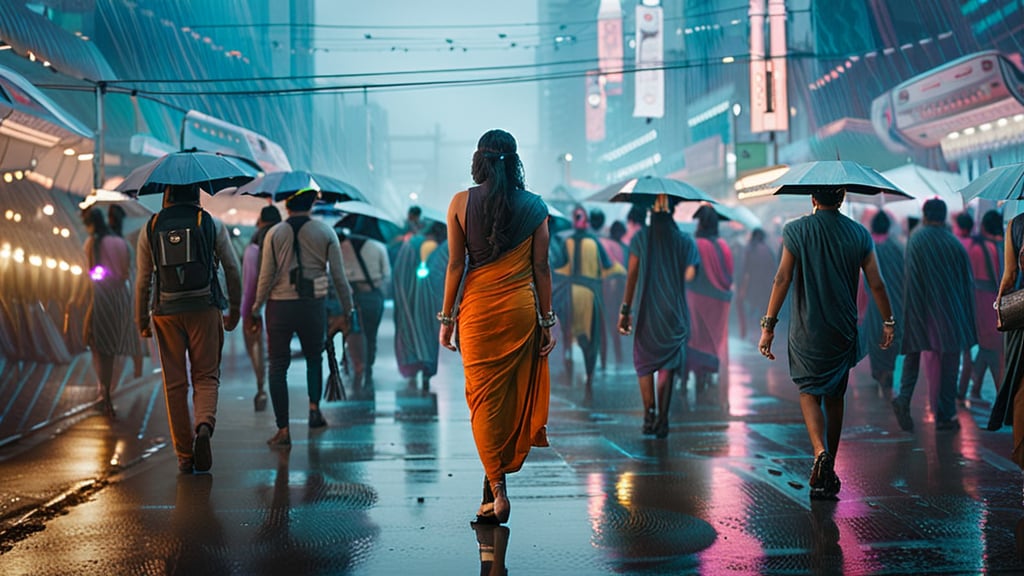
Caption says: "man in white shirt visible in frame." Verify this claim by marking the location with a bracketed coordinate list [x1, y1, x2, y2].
[251, 188, 353, 446]
[337, 226, 391, 392]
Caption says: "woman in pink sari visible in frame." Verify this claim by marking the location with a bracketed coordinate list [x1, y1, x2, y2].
[686, 205, 734, 391]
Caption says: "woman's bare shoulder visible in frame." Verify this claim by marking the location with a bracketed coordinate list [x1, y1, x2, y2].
[448, 190, 469, 217]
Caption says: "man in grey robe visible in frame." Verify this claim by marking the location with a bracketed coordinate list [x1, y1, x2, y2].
[759, 188, 895, 500]
[891, 198, 977, 432]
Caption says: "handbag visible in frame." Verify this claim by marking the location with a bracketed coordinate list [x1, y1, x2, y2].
[998, 243, 1024, 332]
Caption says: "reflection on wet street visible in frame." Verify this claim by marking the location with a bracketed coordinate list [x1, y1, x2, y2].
[2, 325, 1024, 575]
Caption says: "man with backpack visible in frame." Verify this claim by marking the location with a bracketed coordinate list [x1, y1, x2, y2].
[136, 183, 242, 474]
[251, 188, 354, 446]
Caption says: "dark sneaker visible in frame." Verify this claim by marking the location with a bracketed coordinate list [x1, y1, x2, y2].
[891, 398, 914, 432]
[178, 457, 194, 474]
[936, 418, 961, 432]
[193, 424, 213, 473]
[309, 409, 328, 429]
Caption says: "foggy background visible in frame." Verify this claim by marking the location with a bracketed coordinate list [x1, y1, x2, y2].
[314, 1, 543, 217]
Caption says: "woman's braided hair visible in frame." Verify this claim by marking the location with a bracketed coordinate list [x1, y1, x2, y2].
[471, 129, 526, 260]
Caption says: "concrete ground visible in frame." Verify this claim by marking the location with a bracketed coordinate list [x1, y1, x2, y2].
[1, 311, 1023, 575]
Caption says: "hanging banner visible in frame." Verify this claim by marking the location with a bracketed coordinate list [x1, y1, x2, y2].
[749, 0, 789, 133]
[598, 0, 623, 95]
[633, 5, 664, 119]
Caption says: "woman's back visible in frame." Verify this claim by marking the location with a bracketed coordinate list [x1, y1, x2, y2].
[463, 185, 547, 271]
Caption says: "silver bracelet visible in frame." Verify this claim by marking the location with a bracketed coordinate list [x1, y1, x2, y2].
[539, 311, 557, 329]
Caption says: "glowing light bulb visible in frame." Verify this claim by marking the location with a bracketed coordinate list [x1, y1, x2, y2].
[416, 261, 429, 279]
[90, 265, 108, 281]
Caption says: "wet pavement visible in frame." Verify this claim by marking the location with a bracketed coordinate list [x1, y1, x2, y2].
[2, 312, 1024, 575]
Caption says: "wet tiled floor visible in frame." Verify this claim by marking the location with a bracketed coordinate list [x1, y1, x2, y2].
[2, 320, 1024, 575]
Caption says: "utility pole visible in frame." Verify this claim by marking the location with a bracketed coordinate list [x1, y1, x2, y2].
[93, 82, 106, 190]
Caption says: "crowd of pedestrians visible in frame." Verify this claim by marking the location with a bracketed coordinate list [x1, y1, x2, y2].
[73, 128, 1024, 519]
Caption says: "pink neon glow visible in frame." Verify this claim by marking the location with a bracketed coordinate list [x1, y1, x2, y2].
[89, 265, 107, 281]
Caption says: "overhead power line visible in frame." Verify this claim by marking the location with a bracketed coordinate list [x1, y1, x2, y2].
[106, 57, 601, 85]
[81, 52, 849, 98]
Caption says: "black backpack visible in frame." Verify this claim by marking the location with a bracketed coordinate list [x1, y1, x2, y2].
[148, 204, 222, 314]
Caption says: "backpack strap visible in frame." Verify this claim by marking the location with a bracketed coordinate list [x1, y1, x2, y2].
[287, 216, 310, 292]
[351, 237, 376, 290]
[147, 212, 161, 298]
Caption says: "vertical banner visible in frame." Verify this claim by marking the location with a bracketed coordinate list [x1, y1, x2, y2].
[598, 0, 623, 96]
[749, 0, 789, 133]
[766, 0, 789, 132]
[586, 71, 607, 142]
[748, 0, 768, 133]
[634, 4, 664, 119]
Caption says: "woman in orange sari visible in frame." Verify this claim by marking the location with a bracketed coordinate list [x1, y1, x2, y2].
[439, 129, 556, 525]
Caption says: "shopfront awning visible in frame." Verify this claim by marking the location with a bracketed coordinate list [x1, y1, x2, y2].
[0, 2, 116, 82]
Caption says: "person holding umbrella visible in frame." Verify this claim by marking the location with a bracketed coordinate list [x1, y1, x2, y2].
[135, 183, 243, 474]
[759, 187, 895, 499]
[251, 188, 355, 446]
[618, 193, 700, 438]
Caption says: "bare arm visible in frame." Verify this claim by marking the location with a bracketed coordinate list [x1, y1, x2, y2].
[439, 192, 468, 352]
[441, 191, 468, 317]
[531, 219, 553, 314]
[757, 246, 795, 360]
[685, 265, 697, 282]
[532, 219, 557, 356]
[617, 253, 641, 334]
[999, 224, 1017, 298]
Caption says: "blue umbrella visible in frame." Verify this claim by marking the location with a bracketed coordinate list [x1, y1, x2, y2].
[769, 160, 912, 199]
[114, 149, 259, 196]
[958, 163, 1024, 203]
[236, 170, 365, 203]
[589, 175, 717, 204]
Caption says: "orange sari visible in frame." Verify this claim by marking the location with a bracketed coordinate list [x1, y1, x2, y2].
[459, 237, 550, 482]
